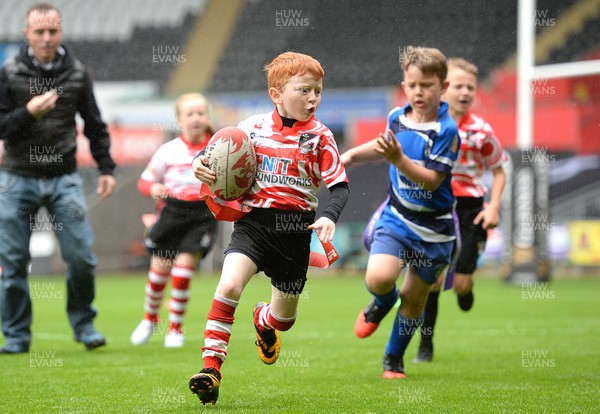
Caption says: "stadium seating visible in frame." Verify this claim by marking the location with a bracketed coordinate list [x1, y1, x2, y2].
[209, 0, 519, 92]
[0, 0, 207, 91]
[68, 23, 197, 88]
[548, 16, 600, 63]
[0, 0, 206, 41]
[3, 0, 593, 93]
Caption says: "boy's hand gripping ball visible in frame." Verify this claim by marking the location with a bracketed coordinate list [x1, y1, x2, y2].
[204, 126, 257, 201]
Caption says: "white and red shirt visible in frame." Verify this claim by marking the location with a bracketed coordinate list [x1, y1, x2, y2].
[451, 111, 506, 198]
[237, 110, 347, 211]
[138, 134, 210, 202]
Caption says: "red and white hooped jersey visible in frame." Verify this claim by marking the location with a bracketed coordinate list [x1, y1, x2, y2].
[451, 112, 506, 198]
[139, 134, 210, 201]
[237, 110, 347, 211]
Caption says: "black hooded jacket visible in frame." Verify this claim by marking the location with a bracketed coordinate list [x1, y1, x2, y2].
[0, 44, 115, 177]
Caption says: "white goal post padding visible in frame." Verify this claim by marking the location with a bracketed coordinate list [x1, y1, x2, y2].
[518, 0, 600, 148]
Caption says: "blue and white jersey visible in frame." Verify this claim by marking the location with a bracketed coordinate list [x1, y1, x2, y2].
[378, 102, 460, 243]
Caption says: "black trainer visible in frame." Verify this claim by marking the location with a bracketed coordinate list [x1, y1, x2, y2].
[457, 291, 474, 311]
[189, 367, 221, 405]
[382, 354, 406, 379]
[413, 341, 433, 363]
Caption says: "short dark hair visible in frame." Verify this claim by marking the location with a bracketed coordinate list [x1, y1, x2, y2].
[25, 3, 62, 27]
[400, 46, 448, 82]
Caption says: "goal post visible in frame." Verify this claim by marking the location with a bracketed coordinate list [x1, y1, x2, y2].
[505, 0, 600, 283]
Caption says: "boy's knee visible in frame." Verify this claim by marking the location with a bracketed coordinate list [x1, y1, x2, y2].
[365, 276, 396, 296]
[216, 282, 243, 301]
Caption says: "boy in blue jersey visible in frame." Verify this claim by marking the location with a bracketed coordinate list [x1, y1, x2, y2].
[341, 46, 459, 378]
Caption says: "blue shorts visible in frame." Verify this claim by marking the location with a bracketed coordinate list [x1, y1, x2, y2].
[370, 226, 454, 284]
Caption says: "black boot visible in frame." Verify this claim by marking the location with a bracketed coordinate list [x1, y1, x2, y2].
[413, 291, 439, 363]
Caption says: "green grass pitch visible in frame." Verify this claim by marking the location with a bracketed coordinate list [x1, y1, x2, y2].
[1, 273, 599, 413]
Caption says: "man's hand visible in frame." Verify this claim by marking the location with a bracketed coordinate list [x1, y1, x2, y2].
[97, 175, 116, 199]
[26, 90, 58, 118]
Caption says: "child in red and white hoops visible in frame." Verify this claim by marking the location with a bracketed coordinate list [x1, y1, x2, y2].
[188, 51, 349, 405]
[130, 93, 217, 348]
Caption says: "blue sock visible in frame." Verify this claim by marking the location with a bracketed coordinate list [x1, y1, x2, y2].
[367, 284, 398, 309]
[385, 311, 423, 357]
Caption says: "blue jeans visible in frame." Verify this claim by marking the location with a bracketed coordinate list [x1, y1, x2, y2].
[0, 171, 98, 349]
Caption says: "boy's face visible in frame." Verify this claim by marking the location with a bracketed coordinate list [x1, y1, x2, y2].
[270, 74, 322, 122]
[401, 65, 448, 121]
[443, 67, 477, 116]
[177, 98, 210, 140]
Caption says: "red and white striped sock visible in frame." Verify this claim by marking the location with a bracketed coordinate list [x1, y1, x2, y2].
[167, 264, 194, 333]
[202, 294, 238, 372]
[143, 268, 170, 323]
[256, 303, 296, 332]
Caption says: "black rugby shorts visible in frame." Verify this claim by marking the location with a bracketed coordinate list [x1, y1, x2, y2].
[226, 208, 315, 295]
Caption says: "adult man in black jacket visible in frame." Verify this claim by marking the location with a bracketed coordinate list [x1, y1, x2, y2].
[0, 3, 116, 354]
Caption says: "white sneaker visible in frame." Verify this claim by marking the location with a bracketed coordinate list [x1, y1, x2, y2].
[130, 319, 156, 345]
[164, 331, 184, 348]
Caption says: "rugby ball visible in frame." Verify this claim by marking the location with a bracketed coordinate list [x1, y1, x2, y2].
[204, 126, 257, 201]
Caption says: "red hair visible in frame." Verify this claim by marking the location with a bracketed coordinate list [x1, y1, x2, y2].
[264, 52, 324, 91]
